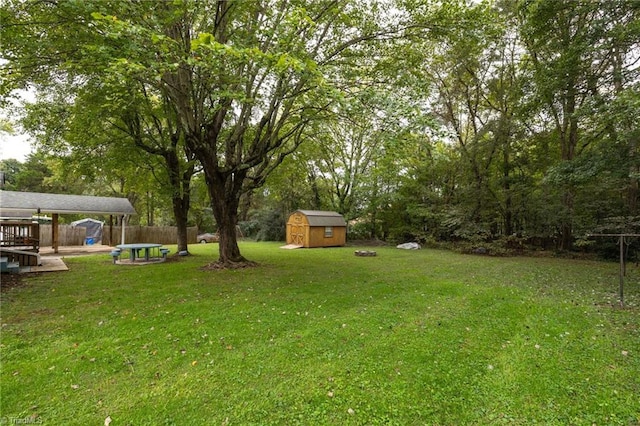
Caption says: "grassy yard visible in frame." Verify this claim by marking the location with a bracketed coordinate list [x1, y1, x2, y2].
[1, 243, 638, 425]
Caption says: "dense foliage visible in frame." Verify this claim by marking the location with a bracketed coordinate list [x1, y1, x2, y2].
[2, 0, 640, 256]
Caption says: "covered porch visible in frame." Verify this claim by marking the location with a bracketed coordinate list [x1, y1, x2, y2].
[0, 190, 136, 267]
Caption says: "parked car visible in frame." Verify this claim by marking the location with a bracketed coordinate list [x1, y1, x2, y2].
[197, 232, 219, 243]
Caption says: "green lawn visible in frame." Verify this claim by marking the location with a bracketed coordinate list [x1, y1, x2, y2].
[1, 243, 638, 425]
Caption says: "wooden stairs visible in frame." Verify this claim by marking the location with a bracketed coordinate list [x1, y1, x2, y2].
[1, 256, 20, 274]
[0, 248, 42, 270]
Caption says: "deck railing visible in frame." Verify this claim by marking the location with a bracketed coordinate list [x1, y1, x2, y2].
[0, 221, 40, 251]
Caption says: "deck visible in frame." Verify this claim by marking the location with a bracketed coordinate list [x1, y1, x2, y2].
[0, 221, 40, 266]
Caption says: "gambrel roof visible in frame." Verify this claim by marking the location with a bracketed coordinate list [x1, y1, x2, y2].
[0, 190, 136, 216]
[296, 210, 346, 227]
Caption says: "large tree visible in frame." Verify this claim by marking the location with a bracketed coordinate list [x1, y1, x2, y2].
[2, 1, 199, 252]
[518, 0, 640, 249]
[142, 1, 407, 265]
[2, 0, 404, 265]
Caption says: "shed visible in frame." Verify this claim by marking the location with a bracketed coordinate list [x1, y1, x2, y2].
[71, 218, 104, 244]
[286, 210, 346, 248]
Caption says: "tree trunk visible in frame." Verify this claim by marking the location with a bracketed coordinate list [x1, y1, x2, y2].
[308, 171, 322, 210]
[560, 189, 574, 251]
[557, 84, 578, 251]
[147, 191, 155, 226]
[500, 118, 514, 237]
[161, 149, 193, 254]
[206, 171, 249, 265]
[172, 194, 190, 253]
[504, 200, 513, 236]
[215, 207, 244, 264]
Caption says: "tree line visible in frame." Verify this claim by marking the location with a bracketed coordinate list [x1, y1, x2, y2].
[2, 0, 639, 264]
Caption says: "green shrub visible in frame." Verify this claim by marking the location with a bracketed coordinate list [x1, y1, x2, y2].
[240, 208, 286, 241]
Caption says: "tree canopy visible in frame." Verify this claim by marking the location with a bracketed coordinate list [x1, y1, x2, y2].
[2, 0, 640, 260]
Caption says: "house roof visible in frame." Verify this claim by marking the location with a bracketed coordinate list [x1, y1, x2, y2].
[0, 190, 136, 216]
[296, 210, 346, 227]
[0, 210, 39, 220]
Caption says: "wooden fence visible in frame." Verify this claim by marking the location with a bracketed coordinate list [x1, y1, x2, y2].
[101, 225, 198, 245]
[40, 225, 198, 247]
[40, 225, 86, 246]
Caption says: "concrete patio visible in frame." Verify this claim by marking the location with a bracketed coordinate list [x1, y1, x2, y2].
[39, 244, 114, 257]
[21, 245, 114, 273]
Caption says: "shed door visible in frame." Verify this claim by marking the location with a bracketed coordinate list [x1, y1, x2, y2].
[290, 225, 305, 246]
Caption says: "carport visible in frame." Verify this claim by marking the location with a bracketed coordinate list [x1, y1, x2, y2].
[0, 190, 136, 254]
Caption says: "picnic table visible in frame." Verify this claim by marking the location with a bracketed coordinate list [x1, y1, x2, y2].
[116, 243, 163, 262]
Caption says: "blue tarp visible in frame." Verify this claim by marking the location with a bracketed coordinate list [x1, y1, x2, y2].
[71, 218, 104, 244]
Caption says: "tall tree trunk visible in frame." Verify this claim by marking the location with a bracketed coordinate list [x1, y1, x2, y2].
[205, 170, 248, 265]
[308, 170, 322, 210]
[215, 207, 243, 264]
[500, 119, 514, 236]
[557, 84, 578, 251]
[172, 194, 190, 253]
[164, 150, 193, 254]
[503, 147, 513, 236]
